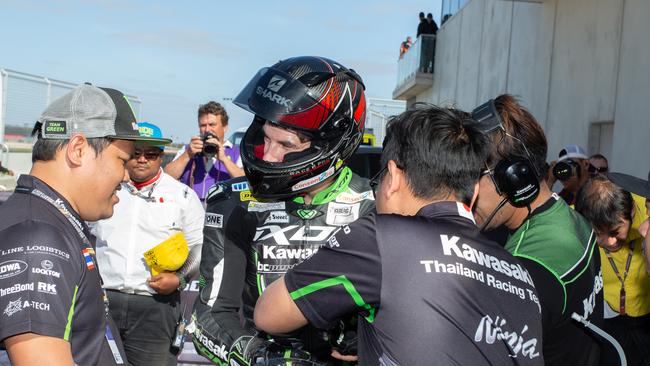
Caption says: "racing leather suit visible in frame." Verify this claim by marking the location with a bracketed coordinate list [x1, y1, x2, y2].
[191, 167, 375, 365]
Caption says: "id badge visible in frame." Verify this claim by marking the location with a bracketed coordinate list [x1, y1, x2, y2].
[105, 324, 125, 364]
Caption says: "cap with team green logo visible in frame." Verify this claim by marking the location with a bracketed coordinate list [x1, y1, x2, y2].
[34, 83, 166, 144]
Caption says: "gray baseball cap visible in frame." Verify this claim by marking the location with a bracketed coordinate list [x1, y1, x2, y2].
[35, 83, 170, 145]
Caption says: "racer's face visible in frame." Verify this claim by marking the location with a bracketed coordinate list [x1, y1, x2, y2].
[473, 168, 516, 230]
[595, 218, 632, 252]
[199, 113, 226, 142]
[262, 123, 311, 163]
[127, 145, 163, 183]
[80, 139, 132, 221]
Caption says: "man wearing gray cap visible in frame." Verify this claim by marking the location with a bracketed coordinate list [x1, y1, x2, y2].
[0, 84, 166, 365]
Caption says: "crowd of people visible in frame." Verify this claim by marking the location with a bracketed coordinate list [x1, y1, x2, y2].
[0, 54, 649, 366]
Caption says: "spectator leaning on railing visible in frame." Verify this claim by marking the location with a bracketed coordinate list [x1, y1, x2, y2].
[575, 177, 650, 366]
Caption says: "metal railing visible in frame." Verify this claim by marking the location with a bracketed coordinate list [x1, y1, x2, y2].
[395, 34, 436, 89]
[0, 68, 142, 144]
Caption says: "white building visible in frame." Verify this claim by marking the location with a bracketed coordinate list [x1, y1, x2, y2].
[394, 0, 650, 177]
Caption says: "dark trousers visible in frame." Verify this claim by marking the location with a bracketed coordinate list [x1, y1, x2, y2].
[599, 314, 650, 366]
[107, 290, 181, 366]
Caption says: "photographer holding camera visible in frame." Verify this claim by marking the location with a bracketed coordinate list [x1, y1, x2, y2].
[165, 101, 244, 202]
[546, 144, 590, 206]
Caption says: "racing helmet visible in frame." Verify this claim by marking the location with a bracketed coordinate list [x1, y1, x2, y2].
[233, 56, 366, 199]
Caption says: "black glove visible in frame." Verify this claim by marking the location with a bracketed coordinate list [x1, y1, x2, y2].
[229, 335, 316, 366]
[328, 318, 358, 356]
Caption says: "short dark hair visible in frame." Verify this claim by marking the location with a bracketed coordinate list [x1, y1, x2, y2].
[575, 177, 633, 233]
[381, 105, 489, 204]
[489, 94, 548, 177]
[198, 101, 229, 126]
[419, 12, 425, 18]
[427, 13, 433, 18]
[31, 132, 113, 163]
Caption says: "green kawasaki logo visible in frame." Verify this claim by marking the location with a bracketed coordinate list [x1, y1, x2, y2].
[44, 121, 67, 135]
[294, 209, 322, 220]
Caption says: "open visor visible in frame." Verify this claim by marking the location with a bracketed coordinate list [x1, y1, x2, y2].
[233, 67, 334, 131]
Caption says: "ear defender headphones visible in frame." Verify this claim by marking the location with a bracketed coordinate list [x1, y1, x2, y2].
[472, 99, 540, 208]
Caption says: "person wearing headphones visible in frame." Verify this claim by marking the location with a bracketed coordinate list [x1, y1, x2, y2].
[190, 56, 375, 366]
[471, 95, 604, 366]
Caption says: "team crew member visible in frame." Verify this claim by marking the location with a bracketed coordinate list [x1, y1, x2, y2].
[165, 101, 244, 202]
[575, 177, 650, 366]
[255, 105, 544, 365]
[0, 84, 162, 365]
[472, 95, 603, 365]
[90, 122, 204, 365]
[191, 56, 374, 365]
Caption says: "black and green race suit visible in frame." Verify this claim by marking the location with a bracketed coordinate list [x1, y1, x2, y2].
[191, 167, 375, 365]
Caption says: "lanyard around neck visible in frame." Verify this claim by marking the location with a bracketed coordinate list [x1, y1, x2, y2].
[604, 241, 635, 315]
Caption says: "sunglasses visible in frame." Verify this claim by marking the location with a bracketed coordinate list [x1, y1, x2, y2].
[369, 166, 387, 194]
[588, 164, 608, 174]
[131, 150, 162, 160]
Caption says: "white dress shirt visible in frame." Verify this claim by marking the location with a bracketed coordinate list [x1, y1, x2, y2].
[90, 171, 205, 295]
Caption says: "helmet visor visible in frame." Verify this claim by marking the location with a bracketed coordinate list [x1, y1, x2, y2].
[233, 67, 327, 130]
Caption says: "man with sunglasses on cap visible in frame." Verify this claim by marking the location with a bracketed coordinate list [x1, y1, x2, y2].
[89, 122, 204, 365]
[0, 84, 163, 365]
[472, 95, 603, 366]
[190, 56, 375, 366]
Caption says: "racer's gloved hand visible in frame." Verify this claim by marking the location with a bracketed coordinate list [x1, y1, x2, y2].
[229, 335, 315, 366]
[329, 318, 358, 356]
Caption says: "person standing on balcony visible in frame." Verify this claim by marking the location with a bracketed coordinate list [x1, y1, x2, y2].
[416, 11, 426, 37]
[425, 13, 439, 35]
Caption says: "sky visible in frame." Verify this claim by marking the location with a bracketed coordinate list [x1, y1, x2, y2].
[0, 0, 442, 143]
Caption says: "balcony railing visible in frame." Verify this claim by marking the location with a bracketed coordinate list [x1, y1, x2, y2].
[393, 35, 436, 100]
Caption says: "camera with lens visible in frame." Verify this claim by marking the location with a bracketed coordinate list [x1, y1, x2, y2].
[552, 160, 580, 181]
[202, 133, 218, 157]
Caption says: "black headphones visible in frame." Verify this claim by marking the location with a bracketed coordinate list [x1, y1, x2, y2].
[472, 99, 540, 208]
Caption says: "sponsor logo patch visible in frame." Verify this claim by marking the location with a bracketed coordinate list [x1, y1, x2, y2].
[0, 247, 24, 256]
[267, 75, 287, 92]
[293, 209, 323, 220]
[43, 121, 67, 135]
[248, 201, 285, 212]
[205, 213, 224, 228]
[231, 182, 249, 192]
[26, 246, 70, 261]
[291, 167, 335, 192]
[31, 259, 60, 278]
[335, 190, 374, 204]
[37, 282, 57, 295]
[239, 191, 257, 202]
[0, 283, 34, 297]
[3, 298, 23, 317]
[0, 260, 28, 280]
[264, 211, 290, 224]
[326, 202, 360, 226]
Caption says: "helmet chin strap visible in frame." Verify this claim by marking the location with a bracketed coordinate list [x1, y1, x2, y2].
[480, 197, 509, 232]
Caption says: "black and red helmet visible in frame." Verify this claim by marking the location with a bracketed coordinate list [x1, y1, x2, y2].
[233, 56, 366, 199]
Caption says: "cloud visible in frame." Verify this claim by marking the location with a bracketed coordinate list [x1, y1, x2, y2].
[110, 27, 243, 58]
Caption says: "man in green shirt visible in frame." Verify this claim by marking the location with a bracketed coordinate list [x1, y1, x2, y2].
[472, 95, 603, 366]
